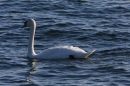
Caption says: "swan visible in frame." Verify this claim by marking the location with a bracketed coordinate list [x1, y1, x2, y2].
[22, 18, 95, 59]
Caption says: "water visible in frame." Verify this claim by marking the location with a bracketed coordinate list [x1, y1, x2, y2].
[0, 0, 130, 86]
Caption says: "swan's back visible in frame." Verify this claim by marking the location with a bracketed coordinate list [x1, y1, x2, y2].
[34, 46, 87, 59]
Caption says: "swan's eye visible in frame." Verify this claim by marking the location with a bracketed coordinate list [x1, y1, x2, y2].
[22, 21, 28, 28]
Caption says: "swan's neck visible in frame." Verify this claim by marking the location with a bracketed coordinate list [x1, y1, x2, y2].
[27, 22, 36, 57]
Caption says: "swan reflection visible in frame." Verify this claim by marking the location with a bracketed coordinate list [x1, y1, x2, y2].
[26, 58, 37, 83]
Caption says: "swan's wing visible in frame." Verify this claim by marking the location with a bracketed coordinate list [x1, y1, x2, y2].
[36, 46, 95, 59]
[36, 46, 87, 59]
[84, 49, 96, 58]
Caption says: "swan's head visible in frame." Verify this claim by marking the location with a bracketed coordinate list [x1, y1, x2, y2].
[22, 18, 36, 28]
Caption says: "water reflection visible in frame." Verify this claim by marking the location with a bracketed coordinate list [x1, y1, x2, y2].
[26, 58, 37, 84]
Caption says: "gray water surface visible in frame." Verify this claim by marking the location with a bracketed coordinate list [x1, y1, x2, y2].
[0, 0, 130, 86]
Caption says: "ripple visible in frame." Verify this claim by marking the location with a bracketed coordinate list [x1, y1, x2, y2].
[0, 0, 130, 86]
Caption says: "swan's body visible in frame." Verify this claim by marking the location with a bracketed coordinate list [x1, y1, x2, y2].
[22, 18, 95, 59]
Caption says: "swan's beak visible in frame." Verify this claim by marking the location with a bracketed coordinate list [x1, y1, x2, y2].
[22, 21, 27, 28]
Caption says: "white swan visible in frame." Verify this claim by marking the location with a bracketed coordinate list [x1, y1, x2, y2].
[22, 18, 95, 59]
